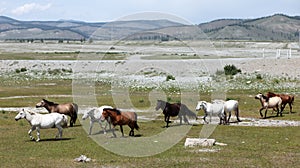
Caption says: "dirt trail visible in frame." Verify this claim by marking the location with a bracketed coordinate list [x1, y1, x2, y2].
[3, 107, 299, 127]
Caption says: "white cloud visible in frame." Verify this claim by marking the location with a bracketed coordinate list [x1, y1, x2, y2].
[11, 3, 52, 15]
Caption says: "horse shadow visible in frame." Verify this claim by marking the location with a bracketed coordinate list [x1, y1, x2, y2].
[263, 115, 284, 119]
[27, 138, 74, 142]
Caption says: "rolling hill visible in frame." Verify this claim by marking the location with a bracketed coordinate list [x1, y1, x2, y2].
[0, 14, 299, 41]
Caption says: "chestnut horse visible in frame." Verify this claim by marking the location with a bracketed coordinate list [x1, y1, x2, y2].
[102, 108, 139, 137]
[36, 99, 78, 127]
[266, 92, 294, 113]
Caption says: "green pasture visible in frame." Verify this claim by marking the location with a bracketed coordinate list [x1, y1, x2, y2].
[0, 78, 300, 167]
[1, 112, 299, 168]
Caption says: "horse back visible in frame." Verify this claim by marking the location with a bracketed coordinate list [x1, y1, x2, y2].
[268, 96, 282, 107]
[38, 113, 65, 128]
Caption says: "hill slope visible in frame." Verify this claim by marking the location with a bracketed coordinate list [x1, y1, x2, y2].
[0, 14, 299, 41]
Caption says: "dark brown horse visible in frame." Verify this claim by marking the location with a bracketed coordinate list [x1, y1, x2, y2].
[266, 92, 294, 113]
[155, 100, 198, 127]
[102, 108, 139, 137]
[36, 99, 78, 127]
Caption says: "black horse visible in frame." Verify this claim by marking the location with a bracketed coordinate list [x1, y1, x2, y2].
[155, 100, 198, 127]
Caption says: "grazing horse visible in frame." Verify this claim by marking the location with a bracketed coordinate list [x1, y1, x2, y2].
[266, 92, 294, 113]
[102, 108, 139, 137]
[36, 99, 78, 127]
[212, 99, 241, 123]
[255, 93, 282, 118]
[82, 105, 113, 135]
[155, 100, 198, 127]
[15, 109, 68, 142]
[195, 101, 226, 124]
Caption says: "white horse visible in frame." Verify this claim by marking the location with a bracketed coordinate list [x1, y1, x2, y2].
[195, 101, 226, 124]
[255, 93, 282, 118]
[82, 105, 113, 135]
[212, 99, 241, 123]
[15, 109, 68, 142]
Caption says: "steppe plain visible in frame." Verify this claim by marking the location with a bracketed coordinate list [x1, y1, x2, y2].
[0, 40, 300, 167]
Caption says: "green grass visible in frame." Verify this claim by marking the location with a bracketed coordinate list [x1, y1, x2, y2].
[1, 112, 299, 168]
[1, 78, 300, 167]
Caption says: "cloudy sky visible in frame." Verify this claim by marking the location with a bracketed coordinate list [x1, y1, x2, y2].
[0, 0, 299, 24]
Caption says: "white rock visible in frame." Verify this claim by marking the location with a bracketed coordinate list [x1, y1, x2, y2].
[184, 138, 216, 147]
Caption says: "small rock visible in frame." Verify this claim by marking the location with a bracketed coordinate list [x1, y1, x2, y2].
[74, 155, 91, 162]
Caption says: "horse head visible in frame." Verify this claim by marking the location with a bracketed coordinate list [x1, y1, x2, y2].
[82, 109, 95, 120]
[36, 99, 47, 108]
[155, 100, 166, 111]
[196, 101, 206, 111]
[15, 109, 26, 121]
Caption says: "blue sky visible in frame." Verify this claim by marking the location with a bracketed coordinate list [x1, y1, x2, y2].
[0, 0, 299, 24]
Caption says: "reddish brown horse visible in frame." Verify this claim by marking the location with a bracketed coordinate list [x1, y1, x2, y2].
[266, 92, 294, 113]
[36, 99, 78, 127]
[102, 108, 139, 137]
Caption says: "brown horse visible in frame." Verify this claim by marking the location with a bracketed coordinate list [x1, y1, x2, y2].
[36, 99, 78, 127]
[102, 108, 139, 137]
[155, 100, 198, 127]
[266, 92, 294, 113]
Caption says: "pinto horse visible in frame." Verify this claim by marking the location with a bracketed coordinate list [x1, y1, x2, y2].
[36, 99, 78, 127]
[102, 108, 139, 137]
[255, 93, 282, 118]
[266, 92, 294, 113]
[155, 100, 198, 127]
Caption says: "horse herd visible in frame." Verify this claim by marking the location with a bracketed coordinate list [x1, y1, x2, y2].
[14, 91, 294, 141]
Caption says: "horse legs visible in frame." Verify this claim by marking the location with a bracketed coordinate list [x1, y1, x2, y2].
[165, 115, 171, 127]
[98, 121, 107, 135]
[28, 126, 36, 141]
[281, 103, 287, 113]
[203, 112, 209, 124]
[259, 108, 264, 118]
[56, 125, 63, 139]
[183, 115, 189, 125]
[288, 102, 292, 114]
[235, 107, 241, 122]
[120, 125, 124, 137]
[264, 109, 268, 119]
[227, 111, 231, 123]
[89, 121, 94, 135]
[69, 115, 74, 127]
[36, 127, 41, 142]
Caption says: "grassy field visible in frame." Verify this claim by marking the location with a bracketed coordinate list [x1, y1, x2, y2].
[0, 78, 300, 167]
[1, 112, 299, 168]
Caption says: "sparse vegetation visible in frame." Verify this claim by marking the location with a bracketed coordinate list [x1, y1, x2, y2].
[224, 64, 241, 76]
[166, 75, 176, 81]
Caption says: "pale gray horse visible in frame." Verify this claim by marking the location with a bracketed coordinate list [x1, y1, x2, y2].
[82, 105, 113, 135]
[212, 99, 241, 123]
[196, 101, 226, 124]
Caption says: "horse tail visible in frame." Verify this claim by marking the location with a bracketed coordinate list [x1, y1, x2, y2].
[133, 112, 139, 130]
[72, 103, 78, 124]
[62, 115, 68, 128]
[291, 96, 295, 105]
[134, 121, 139, 130]
[182, 105, 198, 120]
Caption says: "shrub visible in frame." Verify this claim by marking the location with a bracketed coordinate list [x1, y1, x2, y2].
[256, 74, 263, 80]
[224, 64, 241, 76]
[166, 75, 175, 81]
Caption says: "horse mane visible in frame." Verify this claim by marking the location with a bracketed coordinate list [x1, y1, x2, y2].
[267, 92, 277, 97]
[261, 94, 269, 102]
[43, 99, 59, 106]
[104, 108, 121, 115]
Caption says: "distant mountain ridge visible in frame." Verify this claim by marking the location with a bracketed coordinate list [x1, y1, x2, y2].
[0, 14, 299, 41]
